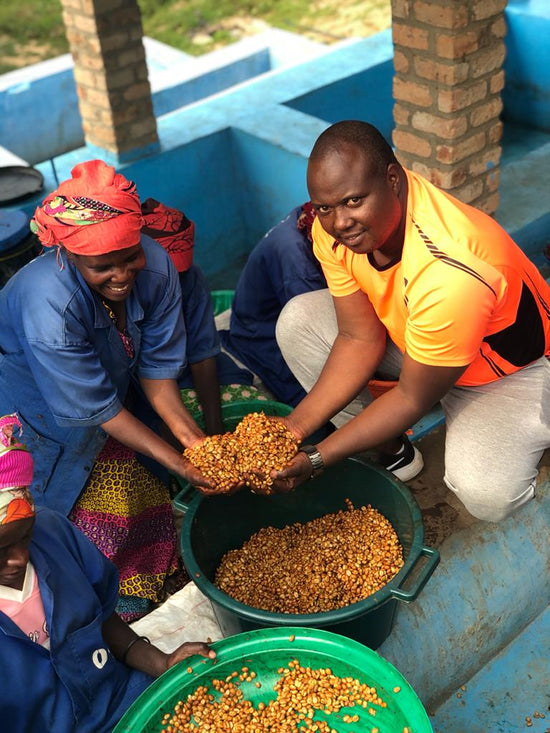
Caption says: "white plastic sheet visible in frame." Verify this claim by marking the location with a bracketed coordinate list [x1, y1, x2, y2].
[130, 582, 224, 653]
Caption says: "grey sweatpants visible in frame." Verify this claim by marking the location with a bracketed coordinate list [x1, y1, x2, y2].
[276, 289, 550, 522]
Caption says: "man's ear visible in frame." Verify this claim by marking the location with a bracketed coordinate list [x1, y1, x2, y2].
[387, 163, 401, 194]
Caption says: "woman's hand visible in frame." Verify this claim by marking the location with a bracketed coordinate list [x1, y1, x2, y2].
[165, 641, 216, 671]
[177, 450, 245, 497]
[270, 450, 313, 493]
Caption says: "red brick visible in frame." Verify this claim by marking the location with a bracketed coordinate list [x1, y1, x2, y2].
[438, 81, 487, 113]
[393, 77, 433, 107]
[490, 70, 505, 94]
[98, 32, 132, 53]
[391, 0, 412, 20]
[475, 191, 500, 216]
[60, 0, 82, 10]
[436, 131, 486, 164]
[436, 32, 479, 60]
[412, 111, 468, 139]
[470, 97, 503, 127]
[119, 46, 146, 68]
[488, 120, 503, 144]
[413, 162, 468, 189]
[491, 16, 507, 38]
[414, 57, 469, 85]
[393, 49, 410, 73]
[71, 13, 98, 34]
[393, 103, 411, 126]
[452, 177, 485, 204]
[122, 81, 152, 102]
[413, 1, 468, 29]
[392, 22, 430, 51]
[393, 130, 433, 158]
[472, 0, 506, 22]
[470, 44, 506, 79]
[468, 148, 502, 176]
[129, 118, 158, 139]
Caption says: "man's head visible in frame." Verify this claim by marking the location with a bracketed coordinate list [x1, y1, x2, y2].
[0, 415, 35, 590]
[307, 121, 407, 260]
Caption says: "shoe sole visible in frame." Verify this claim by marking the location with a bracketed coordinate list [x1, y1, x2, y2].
[389, 446, 424, 482]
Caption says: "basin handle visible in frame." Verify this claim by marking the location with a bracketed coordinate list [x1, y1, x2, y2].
[390, 546, 440, 603]
[172, 485, 196, 514]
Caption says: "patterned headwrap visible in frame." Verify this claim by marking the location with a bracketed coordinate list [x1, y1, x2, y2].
[297, 201, 316, 244]
[141, 198, 195, 273]
[30, 159, 144, 256]
[0, 415, 35, 525]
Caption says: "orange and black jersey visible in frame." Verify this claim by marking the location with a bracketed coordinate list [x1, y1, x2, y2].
[312, 169, 550, 386]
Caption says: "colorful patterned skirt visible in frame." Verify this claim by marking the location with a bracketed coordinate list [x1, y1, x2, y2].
[69, 437, 179, 622]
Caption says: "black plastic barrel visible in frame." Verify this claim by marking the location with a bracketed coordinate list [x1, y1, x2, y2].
[180, 457, 439, 649]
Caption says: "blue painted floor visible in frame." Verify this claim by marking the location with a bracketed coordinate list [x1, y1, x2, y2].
[430, 605, 550, 733]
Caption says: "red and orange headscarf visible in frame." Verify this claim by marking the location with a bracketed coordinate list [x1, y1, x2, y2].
[141, 197, 195, 273]
[0, 415, 34, 525]
[30, 159, 144, 256]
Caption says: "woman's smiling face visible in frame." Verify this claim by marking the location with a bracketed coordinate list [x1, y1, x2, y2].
[68, 243, 146, 302]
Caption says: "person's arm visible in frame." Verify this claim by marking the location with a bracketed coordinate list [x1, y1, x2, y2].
[138, 377, 206, 449]
[273, 355, 467, 490]
[189, 358, 224, 435]
[282, 289, 389, 442]
[102, 612, 215, 679]
[100, 405, 213, 490]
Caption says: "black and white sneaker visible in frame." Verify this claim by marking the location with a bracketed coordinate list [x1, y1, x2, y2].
[378, 435, 424, 482]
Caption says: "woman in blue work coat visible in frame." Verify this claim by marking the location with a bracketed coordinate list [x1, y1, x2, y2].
[0, 160, 219, 619]
[0, 414, 215, 733]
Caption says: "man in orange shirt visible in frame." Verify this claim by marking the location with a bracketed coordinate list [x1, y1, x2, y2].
[273, 120, 550, 521]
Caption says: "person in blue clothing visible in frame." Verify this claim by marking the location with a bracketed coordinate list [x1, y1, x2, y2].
[0, 160, 224, 621]
[140, 198, 254, 436]
[218, 202, 327, 406]
[0, 413, 214, 733]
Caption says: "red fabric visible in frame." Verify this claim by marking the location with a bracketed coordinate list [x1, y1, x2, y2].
[141, 198, 194, 272]
[297, 201, 316, 243]
[31, 160, 143, 255]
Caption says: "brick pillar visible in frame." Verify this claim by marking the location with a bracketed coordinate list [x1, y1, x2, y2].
[391, 0, 507, 215]
[60, 0, 159, 164]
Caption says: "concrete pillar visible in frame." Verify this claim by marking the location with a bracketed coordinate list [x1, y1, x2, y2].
[391, 0, 507, 215]
[60, 0, 159, 164]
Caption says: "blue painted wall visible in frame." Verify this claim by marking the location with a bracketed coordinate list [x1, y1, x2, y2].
[502, 0, 550, 131]
[285, 62, 395, 143]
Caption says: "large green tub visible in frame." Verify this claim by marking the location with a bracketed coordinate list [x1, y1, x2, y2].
[114, 626, 433, 732]
[180, 457, 439, 650]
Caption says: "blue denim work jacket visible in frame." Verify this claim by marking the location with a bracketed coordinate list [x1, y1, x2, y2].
[0, 235, 186, 514]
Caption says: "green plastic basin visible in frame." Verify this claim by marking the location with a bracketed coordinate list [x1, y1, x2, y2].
[180, 457, 439, 650]
[210, 288, 234, 316]
[113, 626, 433, 732]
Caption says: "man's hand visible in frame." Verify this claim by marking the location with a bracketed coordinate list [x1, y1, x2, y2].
[270, 451, 314, 493]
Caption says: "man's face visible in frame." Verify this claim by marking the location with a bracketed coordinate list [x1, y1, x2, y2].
[68, 243, 146, 302]
[307, 143, 404, 258]
[0, 516, 34, 590]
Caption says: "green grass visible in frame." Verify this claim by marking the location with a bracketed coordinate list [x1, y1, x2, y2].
[0, 0, 389, 74]
[0, 0, 330, 74]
